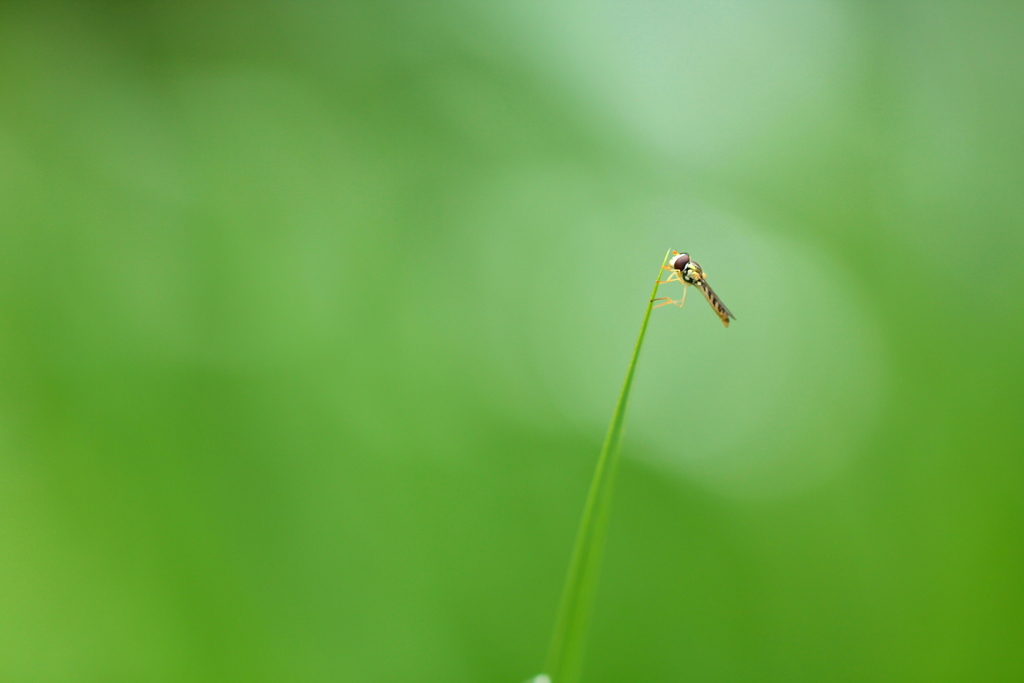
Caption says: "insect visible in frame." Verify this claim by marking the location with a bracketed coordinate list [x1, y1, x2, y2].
[653, 250, 736, 327]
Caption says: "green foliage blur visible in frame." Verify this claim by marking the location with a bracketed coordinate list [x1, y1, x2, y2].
[1, 2, 1022, 681]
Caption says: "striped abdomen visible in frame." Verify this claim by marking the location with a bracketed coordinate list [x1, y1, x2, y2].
[696, 279, 735, 327]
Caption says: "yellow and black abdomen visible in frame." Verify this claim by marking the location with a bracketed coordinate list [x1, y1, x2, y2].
[696, 279, 735, 327]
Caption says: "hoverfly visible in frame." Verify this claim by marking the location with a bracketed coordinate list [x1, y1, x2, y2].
[653, 251, 735, 327]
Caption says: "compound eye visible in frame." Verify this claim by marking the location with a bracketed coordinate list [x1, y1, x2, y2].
[672, 253, 690, 270]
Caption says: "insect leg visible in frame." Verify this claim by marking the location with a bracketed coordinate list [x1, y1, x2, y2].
[656, 271, 684, 285]
[652, 284, 689, 308]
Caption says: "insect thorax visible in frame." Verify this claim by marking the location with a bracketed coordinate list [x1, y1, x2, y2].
[680, 262, 704, 284]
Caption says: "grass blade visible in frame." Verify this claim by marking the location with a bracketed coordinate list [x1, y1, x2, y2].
[540, 250, 674, 683]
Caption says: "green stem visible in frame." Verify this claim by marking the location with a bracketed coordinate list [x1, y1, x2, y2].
[541, 250, 673, 683]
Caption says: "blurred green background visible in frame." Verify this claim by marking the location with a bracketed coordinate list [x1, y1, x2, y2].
[1, 2, 1022, 681]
